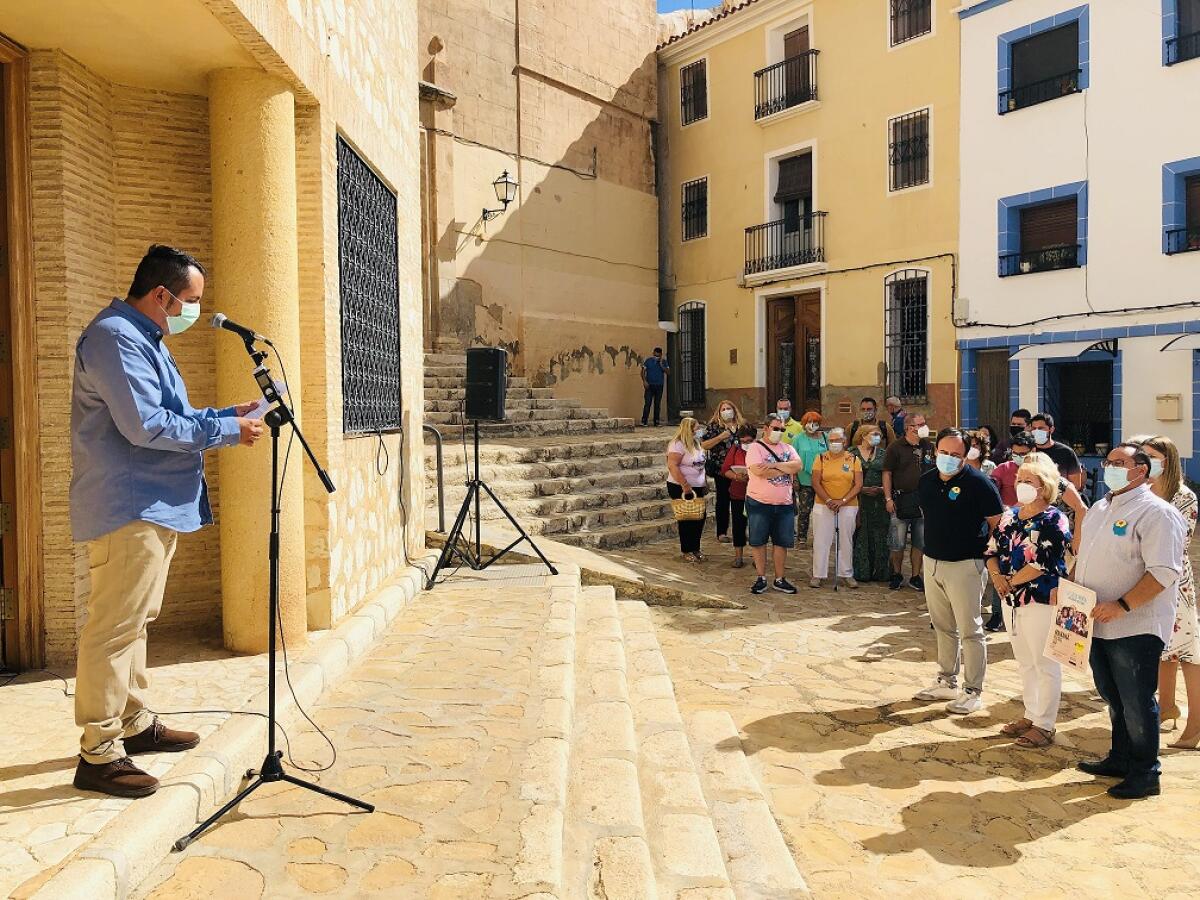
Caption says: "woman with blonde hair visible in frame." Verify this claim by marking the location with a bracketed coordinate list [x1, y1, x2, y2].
[665, 416, 709, 563]
[985, 452, 1073, 748]
[1140, 435, 1200, 748]
[701, 400, 746, 544]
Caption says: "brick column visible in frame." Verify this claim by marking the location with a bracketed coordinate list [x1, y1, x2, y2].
[208, 69, 306, 652]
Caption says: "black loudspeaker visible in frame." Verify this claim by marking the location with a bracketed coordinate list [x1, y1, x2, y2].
[465, 347, 508, 422]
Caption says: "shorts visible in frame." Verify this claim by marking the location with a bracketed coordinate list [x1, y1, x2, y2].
[888, 515, 925, 553]
[746, 497, 796, 549]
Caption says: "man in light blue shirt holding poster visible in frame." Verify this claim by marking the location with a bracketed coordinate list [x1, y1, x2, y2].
[70, 245, 263, 798]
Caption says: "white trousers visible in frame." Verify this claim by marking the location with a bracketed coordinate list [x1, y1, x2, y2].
[812, 504, 857, 579]
[1005, 600, 1063, 731]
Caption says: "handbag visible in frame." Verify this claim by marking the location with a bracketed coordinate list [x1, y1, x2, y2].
[671, 494, 706, 521]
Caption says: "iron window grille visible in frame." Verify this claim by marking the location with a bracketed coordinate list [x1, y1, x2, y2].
[998, 244, 1081, 276]
[890, 0, 932, 46]
[337, 135, 403, 434]
[677, 302, 707, 409]
[884, 270, 928, 403]
[680, 59, 708, 125]
[889, 109, 930, 191]
[682, 177, 708, 241]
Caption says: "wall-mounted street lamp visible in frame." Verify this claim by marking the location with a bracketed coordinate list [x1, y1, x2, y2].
[482, 170, 518, 222]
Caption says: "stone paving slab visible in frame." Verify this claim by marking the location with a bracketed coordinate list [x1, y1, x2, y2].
[627, 539, 1200, 899]
[133, 568, 578, 899]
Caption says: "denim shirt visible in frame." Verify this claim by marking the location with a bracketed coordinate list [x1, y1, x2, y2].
[70, 299, 242, 542]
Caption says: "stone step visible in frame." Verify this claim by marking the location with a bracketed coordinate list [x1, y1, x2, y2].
[423, 352, 468, 366]
[423, 397, 582, 413]
[438, 482, 671, 526]
[424, 374, 531, 389]
[427, 417, 636, 439]
[617, 600, 735, 898]
[687, 711, 810, 899]
[423, 434, 671, 468]
[429, 451, 666, 486]
[424, 406, 609, 426]
[425, 386, 555, 402]
[559, 518, 682, 550]
[563, 585, 658, 898]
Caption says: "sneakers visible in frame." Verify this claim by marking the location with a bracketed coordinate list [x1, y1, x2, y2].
[984, 612, 1005, 633]
[909, 575, 925, 592]
[73, 756, 159, 798]
[889, 573, 904, 590]
[772, 578, 798, 594]
[751, 576, 768, 595]
[809, 577, 823, 589]
[914, 676, 959, 701]
[842, 577, 859, 589]
[123, 717, 201, 755]
[946, 690, 984, 715]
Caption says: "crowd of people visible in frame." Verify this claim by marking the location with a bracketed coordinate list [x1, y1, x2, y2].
[662, 397, 1200, 799]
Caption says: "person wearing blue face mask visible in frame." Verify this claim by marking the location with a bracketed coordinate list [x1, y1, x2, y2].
[914, 428, 1005, 716]
[851, 424, 891, 583]
[1029, 412, 1084, 491]
[69, 245, 265, 799]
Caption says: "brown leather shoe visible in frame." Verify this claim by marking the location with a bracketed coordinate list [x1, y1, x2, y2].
[123, 717, 200, 755]
[73, 757, 159, 798]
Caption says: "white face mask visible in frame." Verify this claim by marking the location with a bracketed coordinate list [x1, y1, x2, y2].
[966, 447, 981, 461]
[721, 408, 735, 422]
[829, 441, 844, 453]
[916, 425, 930, 439]
[805, 422, 819, 433]
[1032, 428, 1050, 445]
[1015, 482, 1040, 506]
[768, 429, 784, 442]
[694, 429, 705, 441]
[1149, 458, 1164, 479]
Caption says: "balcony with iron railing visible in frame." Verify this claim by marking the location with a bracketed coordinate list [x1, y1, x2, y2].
[1166, 226, 1200, 255]
[998, 243, 1080, 277]
[754, 51, 819, 121]
[998, 68, 1081, 114]
[745, 213, 827, 277]
[1167, 30, 1200, 65]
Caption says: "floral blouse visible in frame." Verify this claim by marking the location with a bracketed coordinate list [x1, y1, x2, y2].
[702, 421, 737, 475]
[985, 505, 1072, 606]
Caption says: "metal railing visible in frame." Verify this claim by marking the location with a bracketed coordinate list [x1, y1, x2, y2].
[998, 68, 1081, 114]
[754, 51, 819, 120]
[1167, 31, 1200, 65]
[745, 213, 827, 276]
[422, 423, 446, 532]
[998, 243, 1081, 277]
[1166, 226, 1200, 255]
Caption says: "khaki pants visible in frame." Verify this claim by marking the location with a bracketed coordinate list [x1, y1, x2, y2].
[924, 557, 987, 695]
[75, 520, 177, 763]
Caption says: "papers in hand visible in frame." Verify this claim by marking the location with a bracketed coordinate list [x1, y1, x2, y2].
[246, 380, 287, 420]
[1043, 578, 1097, 674]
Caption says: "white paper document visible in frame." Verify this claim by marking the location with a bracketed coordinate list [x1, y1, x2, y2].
[1043, 578, 1097, 674]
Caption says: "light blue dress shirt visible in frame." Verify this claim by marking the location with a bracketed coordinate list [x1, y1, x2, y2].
[70, 299, 242, 542]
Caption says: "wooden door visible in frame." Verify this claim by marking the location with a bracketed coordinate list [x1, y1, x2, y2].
[0, 71, 15, 672]
[766, 297, 795, 413]
[798, 293, 821, 412]
[783, 27, 810, 104]
[976, 350, 1010, 436]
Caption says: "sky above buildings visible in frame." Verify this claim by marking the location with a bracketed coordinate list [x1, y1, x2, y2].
[658, 0, 714, 12]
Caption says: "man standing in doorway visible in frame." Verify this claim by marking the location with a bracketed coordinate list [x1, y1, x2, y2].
[1030, 412, 1084, 490]
[70, 245, 264, 798]
[883, 412, 933, 591]
[641, 346, 669, 427]
[914, 428, 1005, 715]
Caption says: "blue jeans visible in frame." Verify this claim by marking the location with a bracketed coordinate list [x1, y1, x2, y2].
[745, 497, 796, 549]
[1089, 634, 1165, 777]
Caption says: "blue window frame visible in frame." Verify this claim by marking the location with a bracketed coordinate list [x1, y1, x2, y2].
[1164, 0, 1200, 65]
[1163, 156, 1200, 254]
[997, 5, 1089, 114]
[997, 181, 1088, 276]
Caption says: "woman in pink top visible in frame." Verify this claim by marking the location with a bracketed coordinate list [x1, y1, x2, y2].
[744, 413, 805, 595]
[666, 417, 709, 563]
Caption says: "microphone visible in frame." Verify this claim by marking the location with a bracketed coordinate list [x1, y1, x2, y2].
[210, 313, 265, 343]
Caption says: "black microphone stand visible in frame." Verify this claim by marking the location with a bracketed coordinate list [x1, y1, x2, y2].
[175, 337, 373, 851]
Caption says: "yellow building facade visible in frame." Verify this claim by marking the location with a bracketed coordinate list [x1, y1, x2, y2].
[0, 0, 426, 668]
[658, 0, 959, 426]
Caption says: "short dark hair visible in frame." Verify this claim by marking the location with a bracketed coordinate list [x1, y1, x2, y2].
[936, 426, 967, 453]
[1011, 408, 1032, 421]
[653, 347, 663, 354]
[128, 244, 206, 299]
[860, 397, 877, 407]
[1116, 441, 1152, 473]
[1010, 431, 1036, 450]
[1031, 412, 1054, 428]
[736, 424, 758, 441]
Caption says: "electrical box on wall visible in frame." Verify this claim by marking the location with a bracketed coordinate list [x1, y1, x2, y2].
[1156, 394, 1183, 422]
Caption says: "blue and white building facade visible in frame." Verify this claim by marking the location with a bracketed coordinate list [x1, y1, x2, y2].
[956, 0, 1200, 480]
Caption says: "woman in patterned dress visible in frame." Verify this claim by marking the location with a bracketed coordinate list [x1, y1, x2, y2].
[851, 424, 890, 583]
[1141, 435, 1200, 748]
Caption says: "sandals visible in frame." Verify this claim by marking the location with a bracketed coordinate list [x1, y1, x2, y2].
[1014, 725, 1055, 749]
[681, 553, 702, 564]
[1000, 718, 1033, 737]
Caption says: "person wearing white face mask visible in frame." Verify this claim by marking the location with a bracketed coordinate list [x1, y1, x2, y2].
[810, 428, 864, 588]
[701, 401, 746, 545]
[745, 413, 805, 594]
[70, 245, 264, 798]
[852, 424, 891, 583]
[666, 417, 710, 563]
[791, 410, 827, 546]
[1029, 412, 1084, 490]
[883, 413, 935, 591]
[913, 428, 1005, 715]
[775, 398, 806, 442]
[985, 453, 1072, 748]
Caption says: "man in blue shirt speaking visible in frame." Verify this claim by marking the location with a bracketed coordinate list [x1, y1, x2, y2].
[640, 346, 669, 427]
[70, 245, 263, 798]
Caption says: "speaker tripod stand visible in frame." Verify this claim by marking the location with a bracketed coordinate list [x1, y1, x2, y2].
[426, 420, 558, 589]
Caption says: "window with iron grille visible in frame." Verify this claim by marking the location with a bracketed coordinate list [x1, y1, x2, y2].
[884, 271, 928, 403]
[889, 109, 929, 191]
[891, 0, 932, 46]
[682, 177, 708, 241]
[337, 135, 403, 434]
[680, 59, 708, 126]
[677, 301, 707, 408]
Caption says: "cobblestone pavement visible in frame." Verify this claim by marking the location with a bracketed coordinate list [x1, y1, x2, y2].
[611, 539, 1200, 899]
[135, 567, 564, 899]
[0, 633, 267, 897]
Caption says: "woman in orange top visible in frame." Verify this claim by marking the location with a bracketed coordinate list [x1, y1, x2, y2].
[811, 427, 864, 589]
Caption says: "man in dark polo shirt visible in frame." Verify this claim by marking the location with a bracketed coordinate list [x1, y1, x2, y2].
[914, 427, 1004, 715]
[1030, 412, 1084, 490]
[883, 412, 934, 591]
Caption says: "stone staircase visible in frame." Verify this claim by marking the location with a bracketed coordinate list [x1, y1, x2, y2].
[422, 350, 697, 549]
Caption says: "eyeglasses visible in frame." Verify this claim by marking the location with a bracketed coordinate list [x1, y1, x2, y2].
[1100, 459, 1139, 469]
